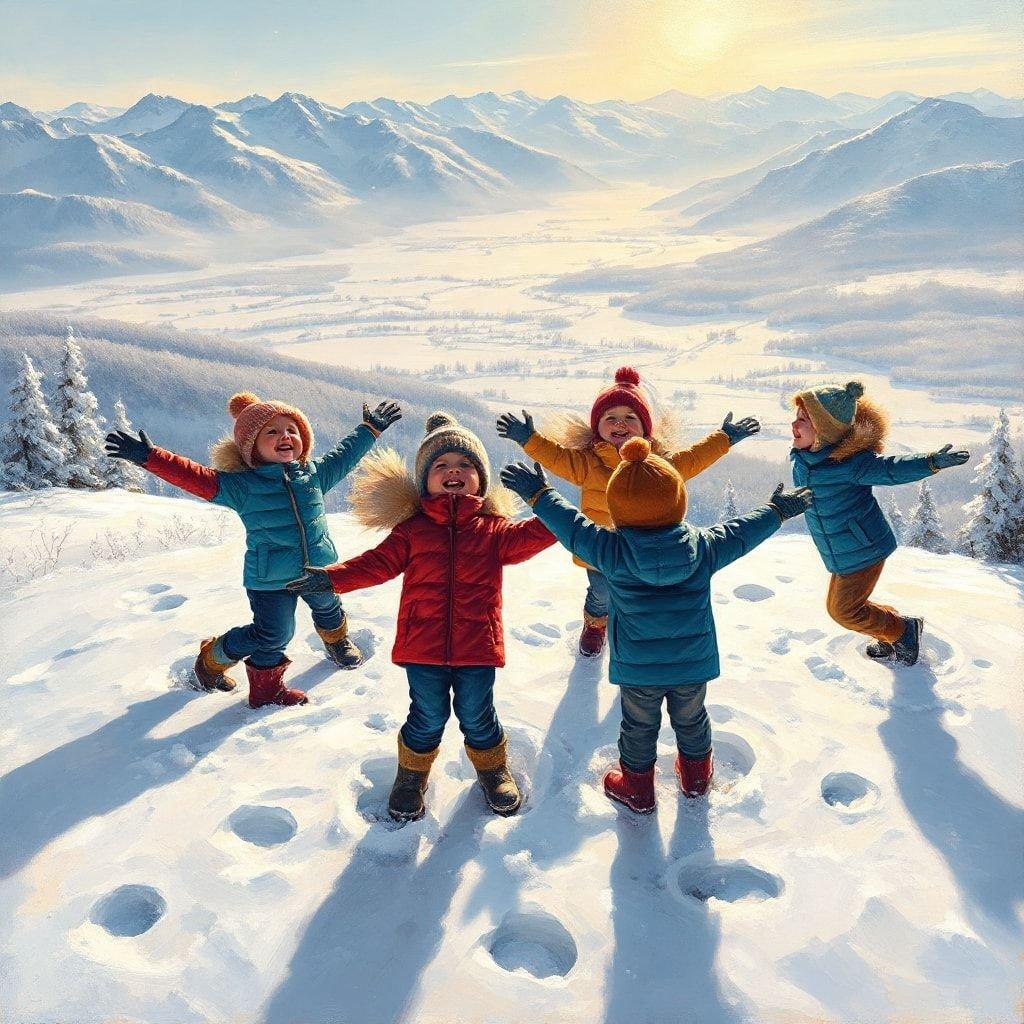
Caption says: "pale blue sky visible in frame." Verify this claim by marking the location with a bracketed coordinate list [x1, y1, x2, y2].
[2, 0, 1020, 109]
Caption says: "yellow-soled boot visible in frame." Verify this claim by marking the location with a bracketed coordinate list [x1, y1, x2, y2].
[316, 615, 363, 670]
[388, 735, 439, 822]
[193, 636, 238, 693]
[466, 735, 521, 816]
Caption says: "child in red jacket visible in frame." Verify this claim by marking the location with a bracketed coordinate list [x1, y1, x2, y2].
[289, 412, 554, 822]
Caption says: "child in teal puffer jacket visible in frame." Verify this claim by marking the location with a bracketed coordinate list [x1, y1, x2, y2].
[501, 439, 812, 814]
[789, 381, 968, 666]
[105, 391, 400, 707]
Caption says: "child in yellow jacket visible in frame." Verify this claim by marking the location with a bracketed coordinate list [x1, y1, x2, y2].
[497, 366, 759, 655]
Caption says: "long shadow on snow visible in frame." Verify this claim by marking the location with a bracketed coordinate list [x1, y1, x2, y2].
[603, 797, 747, 1024]
[878, 661, 1024, 939]
[0, 691, 250, 881]
[261, 793, 483, 1024]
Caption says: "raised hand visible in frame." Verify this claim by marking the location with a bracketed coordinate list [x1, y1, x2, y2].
[720, 411, 760, 446]
[768, 482, 813, 521]
[500, 461, 549, 502]
[496, 410, 535, 446]
[363, 401, 402, 434]
[930, 443, 969, 470]
[104, 428, 153, 466]
[286, 566, 335, 595]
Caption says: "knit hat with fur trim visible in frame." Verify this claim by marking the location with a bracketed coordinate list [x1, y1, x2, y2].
[590, 366, 653, 439]
[415, 412, 490, 496]
[228, 392, 314, 468]
[794, 381, 865, 451]
[606, 436, 687, 528]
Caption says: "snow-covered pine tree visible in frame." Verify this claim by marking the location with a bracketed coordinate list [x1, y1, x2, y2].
[722, 479, 738, 519]
[905, 480, 949, 554]
[886, 494, 906, 543]
[1, 354, 68, 490]
[957, 408, 1024, 563]
[55, 325, 106, 489]
[101, 398, 146, 492]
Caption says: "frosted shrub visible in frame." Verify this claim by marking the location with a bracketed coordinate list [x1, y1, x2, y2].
[0, 521, 73, 582]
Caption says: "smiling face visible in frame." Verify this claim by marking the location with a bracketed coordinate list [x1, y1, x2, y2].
[425, 452, 481, 497]
[791, 403, 817, 450]
[597, 404, 646, 448]
[254, 414, 303, 464]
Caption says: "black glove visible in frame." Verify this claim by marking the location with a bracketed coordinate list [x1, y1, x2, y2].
[286, 566, 335, 595]
[104, 429, 153, 466]
[363, 401, 401, 433]
[721, 412, 760, 446]
[496, 410, 535, 446]
[499, 461, 549, 502]
[768, 483, 813, 521]
[930, 443, 969, 470]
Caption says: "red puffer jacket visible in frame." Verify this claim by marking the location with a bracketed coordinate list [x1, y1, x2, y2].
[327, 493, 554, 667]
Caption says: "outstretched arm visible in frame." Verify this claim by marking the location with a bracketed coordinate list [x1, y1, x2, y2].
[668, 428, 731, 481]
[496, 516, 556, 565]
[851, 445, 967, 486]
[707, 483, 812, 574]
[106, 429, 221, 501]
[315, 423, 379, 493]
[497, 411, 591, 486]
[289, 528, 411, 596]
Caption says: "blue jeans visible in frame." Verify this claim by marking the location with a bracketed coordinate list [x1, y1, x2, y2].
[618, 683, 710, 771]
[584, 569, 609, 617]
[400, 665, 503, 753]
[220, 589, 344, 668]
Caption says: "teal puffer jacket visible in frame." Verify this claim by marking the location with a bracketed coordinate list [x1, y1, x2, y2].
[531, 490, 781, 686]
[213, 425, 376, 590]
[789, 399, 935, 576]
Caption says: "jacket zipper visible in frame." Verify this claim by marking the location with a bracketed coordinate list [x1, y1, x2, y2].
[444, 498, 457, 664]
[282, 472, 310, 567]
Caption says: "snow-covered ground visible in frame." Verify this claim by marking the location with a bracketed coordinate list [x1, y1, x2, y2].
[1, 489, 1021, 1023]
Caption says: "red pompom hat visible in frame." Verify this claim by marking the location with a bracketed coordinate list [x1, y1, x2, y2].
[590, 366, 653, 439]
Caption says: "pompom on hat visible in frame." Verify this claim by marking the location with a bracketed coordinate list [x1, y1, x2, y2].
[228, 392, 314, 468]
[590, 366, 653, 439]
[415, 411, 491, 496]
[793, 380, 865, 451]
[606, 436, 687, 529]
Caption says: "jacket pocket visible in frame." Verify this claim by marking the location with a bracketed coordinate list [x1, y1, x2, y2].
[848, 520, 871, 546]
[256, 545, 271, 579]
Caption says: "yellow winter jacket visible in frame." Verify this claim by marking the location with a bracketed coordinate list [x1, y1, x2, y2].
[522, 427, 731, 568]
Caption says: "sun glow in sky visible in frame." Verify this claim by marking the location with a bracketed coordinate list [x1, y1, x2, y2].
[1, 0, 1020, 109]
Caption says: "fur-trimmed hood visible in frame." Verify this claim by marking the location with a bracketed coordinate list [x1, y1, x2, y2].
[827, 397, 889, 462]
[347, 447, 517, 531]
[209, 435, 316, 473]
[539, 409, 685, 457]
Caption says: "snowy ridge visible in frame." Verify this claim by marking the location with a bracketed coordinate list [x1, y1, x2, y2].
[0, 488, 1020, 1022]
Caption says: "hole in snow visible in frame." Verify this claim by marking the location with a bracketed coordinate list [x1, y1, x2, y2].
[487, 907, 578, 978]
[152, 593, 187, 612]
[713, 732, 756, 780]
[349, 628, 377, 661]
[973, 658, 991, 669]
[90, 884, 167, 937]
[677, 861, 783, 903]
[733, 584, 774, 602]
[145, 583, 172, 594]
[820, 772, 880, 813]
[228, 805, 298, 847]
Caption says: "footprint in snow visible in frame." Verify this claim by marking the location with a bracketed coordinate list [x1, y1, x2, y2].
[769, 628, 827, 655]
[805, 655, 846, 682]
[90, 884, 167, 937]
[365, 711, 397, 733]
[119, 588, 186, 615]
[228, 805, 298, 847]
[511, 625, 556, 648]
[712, 731, 757, 783]
[733, 583, 775, 602]
[484, 906, 578, 979]
[820, 772, 880, 816]
[675, 860, 783, 904]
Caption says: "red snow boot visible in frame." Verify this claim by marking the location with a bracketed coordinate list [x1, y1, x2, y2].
[578, 613, 607, 658]
[603, 761, 656, 814]
[245, 657, 308, 709]
[675, 750, 713, 797]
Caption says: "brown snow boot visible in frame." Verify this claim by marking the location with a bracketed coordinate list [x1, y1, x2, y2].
[466, 735, 521, 816]
[578, 612, 607, 658]
[316, 616, 363, 669]
[193, 636, 238, 693]
[245, 657, 308, 708]
[388, 736, 439, 822]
